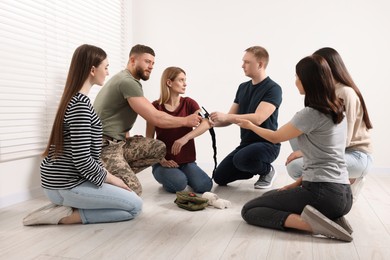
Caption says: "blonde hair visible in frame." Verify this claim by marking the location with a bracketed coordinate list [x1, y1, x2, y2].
[245, 46, 269, 68]
[158, 67, 186, 105]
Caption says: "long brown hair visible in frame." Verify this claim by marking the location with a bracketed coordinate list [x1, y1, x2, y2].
[158, 67, 186, 105]
[314, 47, 372, 129]
[43, 44, 107, 157]
[296, 55, 344, 124]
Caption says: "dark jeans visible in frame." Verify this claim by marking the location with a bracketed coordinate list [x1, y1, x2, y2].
[213, 142, 280, 185]
[241, 181, 353, 230]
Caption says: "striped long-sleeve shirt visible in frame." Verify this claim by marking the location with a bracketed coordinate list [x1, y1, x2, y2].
[40, 93, 107, 189]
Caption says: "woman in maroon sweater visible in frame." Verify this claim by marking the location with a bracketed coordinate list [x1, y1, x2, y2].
[146, 67, 213, 193]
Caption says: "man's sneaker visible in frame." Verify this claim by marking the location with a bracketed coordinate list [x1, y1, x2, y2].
[301, 205, 353, 242]
[23, 203, 73, 226]
[254, 165, 277, 189]
[334, 216, 353, 234]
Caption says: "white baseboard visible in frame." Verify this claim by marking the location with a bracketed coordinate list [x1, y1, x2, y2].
[0, 187, 44, 209]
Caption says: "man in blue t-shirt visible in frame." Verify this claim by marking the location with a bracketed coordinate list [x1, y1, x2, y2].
[210, 46, 282, 189]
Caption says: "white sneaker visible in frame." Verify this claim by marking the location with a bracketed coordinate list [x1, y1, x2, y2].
[301, 205, 353, 242]
[334, 216, 353, 234]
[23, 203, 73, 226]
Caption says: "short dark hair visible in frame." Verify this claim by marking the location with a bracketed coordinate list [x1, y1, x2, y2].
[129, 44, 155, 57]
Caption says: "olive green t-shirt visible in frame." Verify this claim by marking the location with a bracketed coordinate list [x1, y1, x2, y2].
[94, 70, 143, 140]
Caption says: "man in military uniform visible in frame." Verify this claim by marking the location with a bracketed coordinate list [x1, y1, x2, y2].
[94, 44, 201, 195]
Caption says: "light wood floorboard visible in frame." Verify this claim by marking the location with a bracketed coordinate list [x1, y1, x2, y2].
[0, 165, 389, 260]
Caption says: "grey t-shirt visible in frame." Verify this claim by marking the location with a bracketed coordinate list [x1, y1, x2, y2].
[94, 70, 143, 140]
[290, 107, 349, 184]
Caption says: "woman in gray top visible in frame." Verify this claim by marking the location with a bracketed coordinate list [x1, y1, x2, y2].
[237, 55, 353, 242]
[286, 47, 373, 200]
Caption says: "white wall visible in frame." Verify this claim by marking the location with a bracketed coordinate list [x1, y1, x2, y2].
[130, 0, 390, 170]
[0, 0, 133, 208]
[1, 0, 389, 208]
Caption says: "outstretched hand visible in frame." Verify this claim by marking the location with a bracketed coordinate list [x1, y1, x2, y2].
[235, 118, 254, 129]
[185, 114, 202, 127]
[209, 111, 227, 124]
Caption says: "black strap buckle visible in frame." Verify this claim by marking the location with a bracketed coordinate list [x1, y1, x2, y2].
[198, 106, 210, 119]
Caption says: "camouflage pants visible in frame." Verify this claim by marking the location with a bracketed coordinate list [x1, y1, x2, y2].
[100, 137, 166, 196]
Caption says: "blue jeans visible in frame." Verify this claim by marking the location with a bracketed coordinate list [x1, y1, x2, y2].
[241, 181, 353, 230]
[152, 162, 213, 193]
[44, 181, 143, 224]
[287, 138, 373, 180]
[213, 142, 280, 185]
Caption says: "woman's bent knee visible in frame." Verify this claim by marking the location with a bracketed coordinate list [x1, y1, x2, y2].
[286, 160, 303, 180]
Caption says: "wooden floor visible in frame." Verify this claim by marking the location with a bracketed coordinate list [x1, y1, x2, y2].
[1, 165, 390, 260]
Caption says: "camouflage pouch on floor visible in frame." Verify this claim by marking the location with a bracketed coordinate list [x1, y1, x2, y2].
[174, 191, 209, 211]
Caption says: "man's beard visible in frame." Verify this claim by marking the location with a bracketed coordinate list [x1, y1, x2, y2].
[135, 66, 150, 81]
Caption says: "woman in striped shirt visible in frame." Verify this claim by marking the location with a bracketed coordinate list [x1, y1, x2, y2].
[23, 44, 142, 225]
